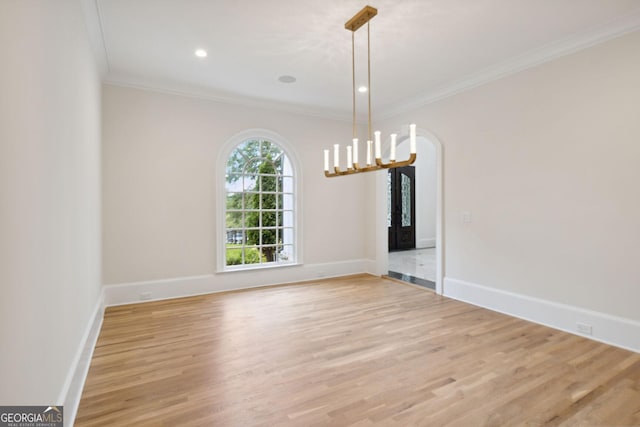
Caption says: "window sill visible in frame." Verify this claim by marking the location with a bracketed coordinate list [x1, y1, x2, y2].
[217, 261, 300, 274]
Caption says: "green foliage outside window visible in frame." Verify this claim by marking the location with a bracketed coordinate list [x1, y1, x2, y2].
[225, 245, 264, 265]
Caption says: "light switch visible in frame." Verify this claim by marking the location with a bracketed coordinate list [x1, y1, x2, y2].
[461, 211, 472, 223]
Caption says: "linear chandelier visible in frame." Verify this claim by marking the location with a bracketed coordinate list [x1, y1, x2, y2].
[323, 5, 416, 178]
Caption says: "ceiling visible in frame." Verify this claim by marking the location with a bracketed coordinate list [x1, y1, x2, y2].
[89, 0, 640, 120]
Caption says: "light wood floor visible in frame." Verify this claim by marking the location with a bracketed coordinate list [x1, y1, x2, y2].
[75, 275, 640, 426]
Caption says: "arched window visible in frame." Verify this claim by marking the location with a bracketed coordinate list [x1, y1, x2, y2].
[221, 135, 297, 270]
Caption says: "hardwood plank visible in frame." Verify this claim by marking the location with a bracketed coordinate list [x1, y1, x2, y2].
[75, 275, 640, 426]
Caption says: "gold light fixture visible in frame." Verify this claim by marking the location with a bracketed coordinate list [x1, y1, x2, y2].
[324, 5, 417, 178]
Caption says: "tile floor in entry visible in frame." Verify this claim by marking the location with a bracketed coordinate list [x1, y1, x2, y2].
[388, 247, 436, 283]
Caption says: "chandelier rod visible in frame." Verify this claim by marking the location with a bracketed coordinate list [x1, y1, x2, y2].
[367, 20, 372, 142]
[352, 31, 356, 139]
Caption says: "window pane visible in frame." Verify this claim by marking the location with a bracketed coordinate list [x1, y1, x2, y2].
[226, 247, 242, 266]
[226, 211, 243, 229]
[243, 176, 257, 191]
[244, 193, 259, 211]
[282, 176, 294, 193]
[260, 227, 277, 246]
[261, 211, 277, 228]
[225, 230, 244, 245]
[243, 246, 263, 264]
[282, 194, 294, 210]
[281, 227, 294, 246]
[226, 193, 243, 210]
[279, 245, 293, 262]
[401, 172, 411, 227]
[387, 172, 392, 227]
[225, 174, 243, 192]
[261, 193, 277, 210]
[282, 210, 294, 227]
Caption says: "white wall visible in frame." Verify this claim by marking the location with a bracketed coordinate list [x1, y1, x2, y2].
[375, 30, 640, 338]
[0, 0, 102, 408]
[102, 84, 368, 296]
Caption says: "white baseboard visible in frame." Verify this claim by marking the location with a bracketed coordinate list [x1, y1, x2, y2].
[363, 259, 379, 277]
[58, 291, 105, 427]
[417, 238, 436, 249]
[443, 277, 640, 353]
[104, 259, 370, 306]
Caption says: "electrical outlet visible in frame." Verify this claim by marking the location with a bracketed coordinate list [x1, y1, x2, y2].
[576, 322, 592, 335]
[139, 292, 152, 301]
[461, 211, 472, 223]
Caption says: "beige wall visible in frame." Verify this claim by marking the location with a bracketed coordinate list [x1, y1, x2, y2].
[102, 85, 368, 285]
[377, 30, 640, 321]
[0, 0, 102, 404]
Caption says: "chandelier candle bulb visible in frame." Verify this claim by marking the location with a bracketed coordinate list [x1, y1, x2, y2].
[334, 144, 340, 169]
[367, 140, 372, 165]
[409, 124, 417, 154]
[390, 134, 397, 161]
[346, 146, 352, 169]
[324, 149, 329, 171]
[374, 131, 381, 159]
[353, 139, 359, 165]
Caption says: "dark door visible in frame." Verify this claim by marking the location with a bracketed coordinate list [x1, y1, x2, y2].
[388, 166, 416, 251]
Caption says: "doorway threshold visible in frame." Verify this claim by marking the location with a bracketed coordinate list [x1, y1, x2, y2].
[387, 271, 435, 290]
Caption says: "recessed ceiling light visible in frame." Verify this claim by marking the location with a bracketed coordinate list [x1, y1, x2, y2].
[194, 49, 207, 58]
[358, 86, 368, 93]
[278, 75, 296, 83]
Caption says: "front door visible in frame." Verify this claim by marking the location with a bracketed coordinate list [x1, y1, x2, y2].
[388, 166, 416, 251]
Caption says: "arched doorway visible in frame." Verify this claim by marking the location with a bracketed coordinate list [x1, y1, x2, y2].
[374, 128, 444, 294]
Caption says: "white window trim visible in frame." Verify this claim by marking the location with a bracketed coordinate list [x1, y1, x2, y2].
[216, 129, 303, 273]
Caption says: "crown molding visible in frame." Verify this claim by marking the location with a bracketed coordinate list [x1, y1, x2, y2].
[378, 8, 640, 120]
[103, 76, 357, 122]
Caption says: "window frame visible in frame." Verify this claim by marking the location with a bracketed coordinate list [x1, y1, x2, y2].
[216, 129, 302, 272]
